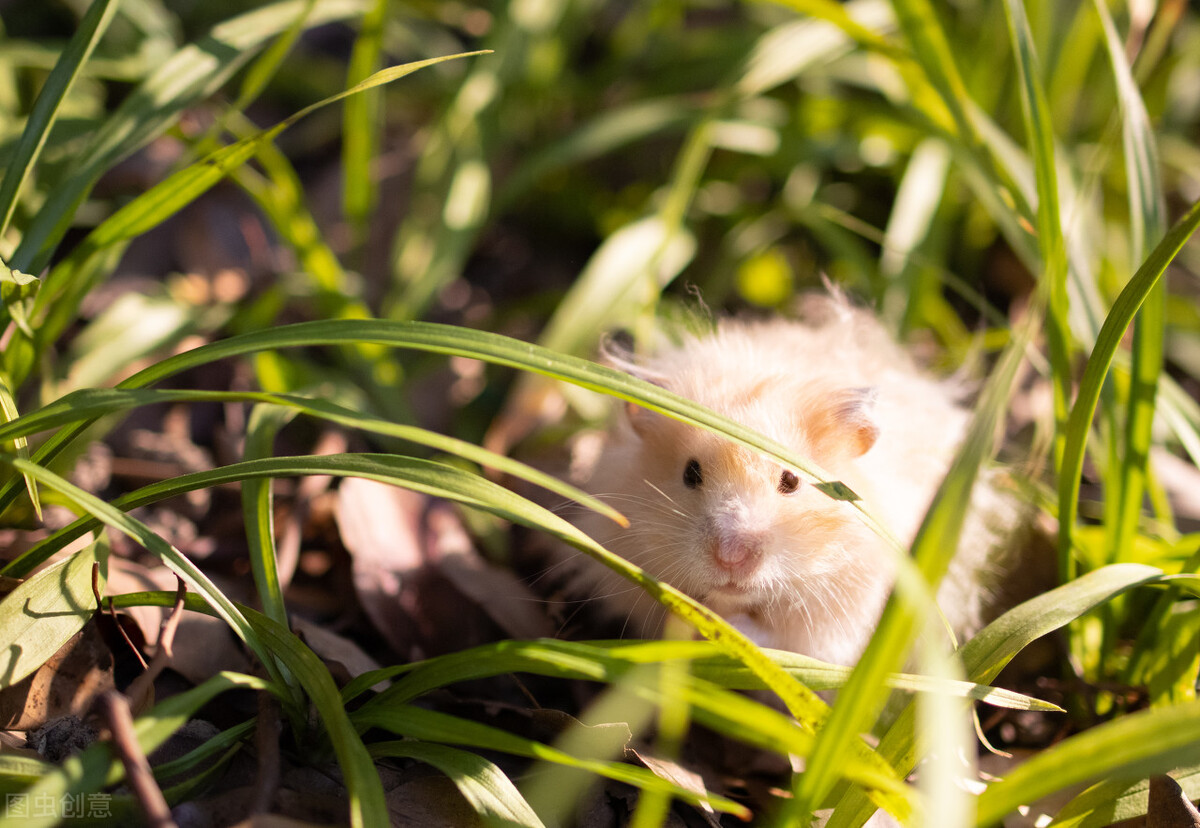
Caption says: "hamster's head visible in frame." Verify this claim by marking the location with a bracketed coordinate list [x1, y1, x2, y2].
[596, 377, 887, 622]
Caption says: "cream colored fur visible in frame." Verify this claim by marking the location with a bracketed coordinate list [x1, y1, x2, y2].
[567, 294, 1025, 665]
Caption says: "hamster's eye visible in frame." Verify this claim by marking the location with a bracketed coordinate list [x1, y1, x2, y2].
[683, 458, 703, 489]
[777, 470, 800, 495]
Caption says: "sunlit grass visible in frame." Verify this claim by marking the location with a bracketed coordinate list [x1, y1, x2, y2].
[0, 0, 1199, 825]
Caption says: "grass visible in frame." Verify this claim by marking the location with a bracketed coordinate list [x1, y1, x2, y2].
[1, 0, 1200, 826]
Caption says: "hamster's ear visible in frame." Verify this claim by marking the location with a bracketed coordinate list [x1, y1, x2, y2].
[624, 400, 653, 438]
[600, 333, 667, 440]
[807, 387, 879, 458]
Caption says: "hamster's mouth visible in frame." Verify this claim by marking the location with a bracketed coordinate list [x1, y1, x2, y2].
[705, 581, 762, 609]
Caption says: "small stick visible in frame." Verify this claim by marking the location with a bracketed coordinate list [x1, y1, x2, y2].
[93, 562, 149, 671]
[125, 578, 187, 713]
[251, 691, 282, 814]
[97, 691, 177, 828]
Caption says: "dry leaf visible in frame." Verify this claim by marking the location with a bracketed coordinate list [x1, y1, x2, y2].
[104, 557, 251, 684]
[628, 748, 722, 828]
[291, 616, 386, 691]
[0, 623, 114, 731]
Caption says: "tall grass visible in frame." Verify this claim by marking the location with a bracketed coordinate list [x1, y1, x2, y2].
[1, 0, 1199, 826]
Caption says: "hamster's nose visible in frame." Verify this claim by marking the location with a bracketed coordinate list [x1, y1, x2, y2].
[711, 532, 765, 576]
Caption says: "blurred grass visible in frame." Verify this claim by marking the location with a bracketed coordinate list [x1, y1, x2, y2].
[1, 0, 1200, 826]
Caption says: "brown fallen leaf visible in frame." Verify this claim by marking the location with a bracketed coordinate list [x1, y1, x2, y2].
[427, 500, 554, 640]
[1148, 774, 1200, 828]
[386, 773, 486, 828]
[336, 478, 427, 658]
[104, 557, 251, 686]
[628, 748, 723, 828]
[0, 622, 114, 732]
[336, 477, 544, 659]
[290, 616, 386, 691]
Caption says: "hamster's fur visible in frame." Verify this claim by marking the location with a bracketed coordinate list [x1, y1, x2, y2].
[566, 295, 1027, 665]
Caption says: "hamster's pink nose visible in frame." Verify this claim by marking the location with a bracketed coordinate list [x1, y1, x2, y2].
[711, 533, 764, 576]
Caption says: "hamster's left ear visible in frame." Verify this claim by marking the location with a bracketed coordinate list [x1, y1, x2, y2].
[807, 387, 879, 458]
[600, 334, 667, 440]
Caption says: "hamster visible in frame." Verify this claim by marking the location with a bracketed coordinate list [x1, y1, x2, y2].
[566, 294, 1026, 666]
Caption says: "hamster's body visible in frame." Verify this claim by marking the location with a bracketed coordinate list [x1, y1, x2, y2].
[568, 296, 1024, 665]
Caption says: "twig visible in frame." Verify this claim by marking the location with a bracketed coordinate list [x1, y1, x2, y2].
[125, 577, 187, 713]
[97, 691, 177, 828]
[251, 691, 282, 814]
[94, 562, 149, 671]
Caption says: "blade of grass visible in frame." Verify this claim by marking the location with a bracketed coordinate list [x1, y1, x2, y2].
[0, 387, 623, 578]
[18, 50, 488, 386]
[1002, 0, 1072, 482]
[369, 741, 547, 828]
[825, 563, 1166, 828]
[352, 637, 1054, 714]
[0, 540, 104, 689]
[1049, 764, 1200, 827]
[0, 372, 39, 520]
[99, 592, 389, 828]
[236, 606, 388, 828]
[9, 671, 274, 828]
[889, 0, 977, 143]
[974, 700, 1200, 826]
[0, 455, 266, 670]
[1094, 0, 1167, 571]
[784, 290, 1036, 823]
[757, 0, 902, 59]
[8, 0, 371, 276]
[0, 0, 118, 241]
[342, 0, 387, 235]
[241, 405, 295, 630]
[1058, 197, 1200, 582]
[358, 704, 753, 820]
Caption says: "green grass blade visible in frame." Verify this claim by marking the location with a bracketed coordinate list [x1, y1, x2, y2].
[787, 294, 1035, 820]
[1, 448, 613, 581]
[358, 705, 750, 820]
[1049, 764, 1200, 827]
[0, 0, 118, 240]
[758, 0, 901, 55]
[0, 387, 622, 578]
[0, 540, 104, 689]
[1057, 197, 1200, 580]
[825, 563, 1166, 828]
[1, 455, 263, 663]
[228, 0, 317, 118]
[369, 741, 547, 828]
[348, 637, 1057, 716]
[7, 671, 274, 828]
[9, 0, 371, 275]
[1094, 0, 1168, 569]
[102, 592, 388, 828]
[0, 372, 39, 520]
[241, 405, 295, 630]
[350, 635, 917, 815]
[889, 0, 976, 142]
[232, 122, 367, 316]
[1002, 0, 1072, 486]
[974, 700, 1200, 826]
[341, 0, 387, 233]
[238, 607, 388, 828]
[21, 50, 488, 376]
